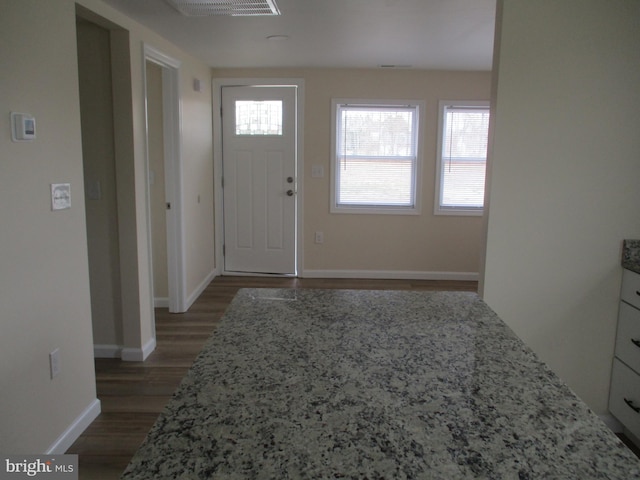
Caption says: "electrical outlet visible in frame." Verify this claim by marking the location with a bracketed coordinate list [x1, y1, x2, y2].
[50, 348, 61, 379]
[314, 231, 324, 244]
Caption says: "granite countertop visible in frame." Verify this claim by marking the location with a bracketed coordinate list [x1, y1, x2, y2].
[623, 239, 640, 274]
[121, 289, 640, 479]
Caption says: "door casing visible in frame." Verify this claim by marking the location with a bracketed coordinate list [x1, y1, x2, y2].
[143, 44, 187, 312]
[213, 78, 305, 277]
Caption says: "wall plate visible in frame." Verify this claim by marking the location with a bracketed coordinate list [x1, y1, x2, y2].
[10, 112, 36, 142]
[51, 183, 71, 210]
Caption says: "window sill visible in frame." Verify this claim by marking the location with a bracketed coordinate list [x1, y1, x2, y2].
[434, 207, 483, 217]
[331, 205, 421, 215]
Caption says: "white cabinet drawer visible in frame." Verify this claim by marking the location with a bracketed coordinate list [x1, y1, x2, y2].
[615, 302, 640, 374]
[621, 269, 640, 310]
[610, 358, 640, 439]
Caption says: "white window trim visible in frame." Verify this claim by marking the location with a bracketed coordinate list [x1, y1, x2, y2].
[435, 100, 489, 217]
[330, 98, 424, 215]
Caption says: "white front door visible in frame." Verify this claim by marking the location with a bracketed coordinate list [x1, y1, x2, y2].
[222, 85, 297, 274]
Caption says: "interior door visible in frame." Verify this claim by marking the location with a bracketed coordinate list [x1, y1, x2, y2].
[222, 85, 297, 274]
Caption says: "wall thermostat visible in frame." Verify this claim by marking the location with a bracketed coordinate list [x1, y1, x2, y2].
[11, 112, 36, 142]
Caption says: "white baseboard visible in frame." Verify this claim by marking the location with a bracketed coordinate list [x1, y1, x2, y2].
[154, 297, 170, 308]
[95, 337, 156, 361]
[599, 413, 623, 433]
[121, 336, 156, 362]
[93, 344, 122, 358]
[46, 398, 101, 454]
[222, 271, 295, 278]
[300, 269, 479, 281]
[185, 269, 217, 310]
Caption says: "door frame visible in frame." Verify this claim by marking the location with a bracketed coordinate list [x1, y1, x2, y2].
[213, 78, 305, 276]
[143, 44, 187, 312]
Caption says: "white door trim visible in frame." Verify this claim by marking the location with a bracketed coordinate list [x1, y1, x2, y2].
[143, 44, 187, 313]
[213, 78, 305, 277]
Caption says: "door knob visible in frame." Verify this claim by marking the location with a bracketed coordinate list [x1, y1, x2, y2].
[287, 177, 294, 183]
[286, 189, 294, 196]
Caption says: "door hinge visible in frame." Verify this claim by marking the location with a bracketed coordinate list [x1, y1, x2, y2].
[222, 244, 225, 256]
[221, 176, 224, 188]
[220, 106, 223, 117]
[166, 202, 171, 210]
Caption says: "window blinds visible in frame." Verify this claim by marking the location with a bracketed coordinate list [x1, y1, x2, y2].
[440, 105, 489, 209]
[336, 104, 418, 208]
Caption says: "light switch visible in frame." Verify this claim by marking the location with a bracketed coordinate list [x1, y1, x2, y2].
[50, 348, 61, 378]
[88, 180, 101, 200]
[311, 165, 324, 178]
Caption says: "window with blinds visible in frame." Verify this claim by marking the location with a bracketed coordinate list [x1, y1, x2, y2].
[331, 100, 423, 214]
[436, 101, 490, 215]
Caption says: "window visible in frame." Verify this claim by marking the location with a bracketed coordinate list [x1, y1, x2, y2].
[435, 100, 490, 216]
[235, 100, 283, 135]
[331, 99, 423, 214]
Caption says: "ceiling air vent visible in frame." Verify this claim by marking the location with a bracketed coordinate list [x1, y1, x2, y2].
[164, 0, 281, 16]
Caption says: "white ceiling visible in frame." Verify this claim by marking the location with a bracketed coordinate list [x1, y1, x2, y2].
[100, 0, 496, 70]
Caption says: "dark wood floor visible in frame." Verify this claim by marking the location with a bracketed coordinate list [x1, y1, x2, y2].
[66, 276, 478, 479]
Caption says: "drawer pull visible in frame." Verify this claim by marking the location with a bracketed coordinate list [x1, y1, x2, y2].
[631, 339, 640, 348]
[624, 398, 640, 413]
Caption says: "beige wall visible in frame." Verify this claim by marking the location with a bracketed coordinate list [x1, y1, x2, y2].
[482, 0, 640, 417]
[0, 0, 97, 453]
[213, 68, 491, 276]
[0, 0, 214, 452]
[182, 63, 216, 297]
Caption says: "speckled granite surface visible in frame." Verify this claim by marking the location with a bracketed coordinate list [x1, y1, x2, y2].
[623, 239, 640, 274]
[121, 289, 640, 479]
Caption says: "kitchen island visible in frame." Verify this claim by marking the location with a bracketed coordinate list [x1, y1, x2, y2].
[122, 289, 640, 479]
[622, 239, 640, 274]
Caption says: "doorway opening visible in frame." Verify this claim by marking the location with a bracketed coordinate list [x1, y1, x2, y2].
[76, 17, 123, 356]
[75, 6, 158, 361]
[143, 45, 187, 313]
